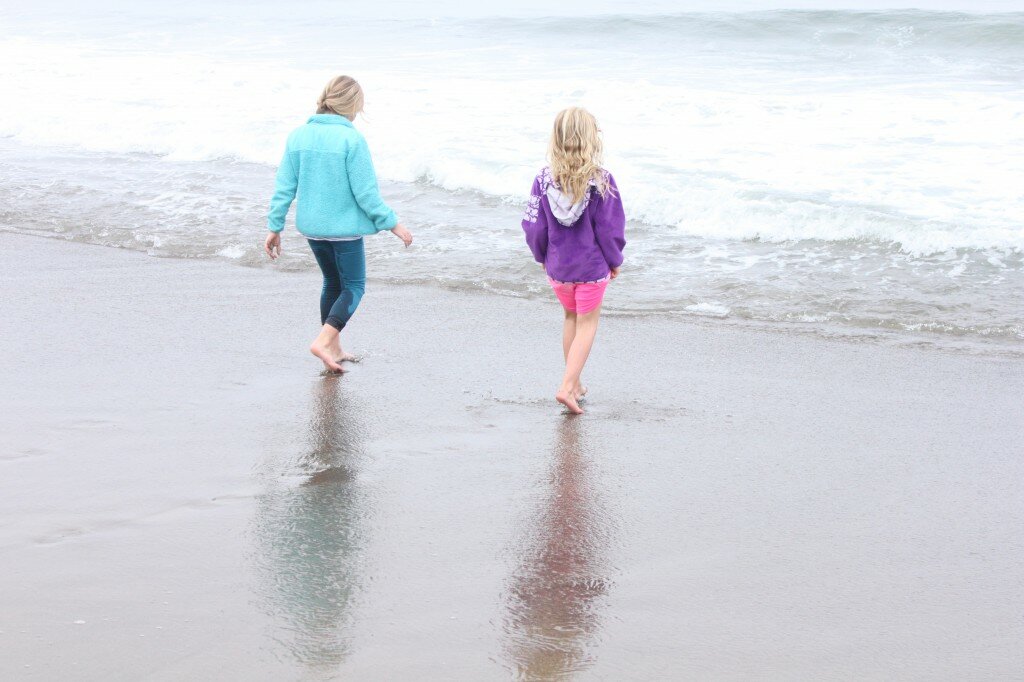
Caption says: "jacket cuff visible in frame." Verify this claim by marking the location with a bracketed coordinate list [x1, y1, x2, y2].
[376, 211, 399, 232]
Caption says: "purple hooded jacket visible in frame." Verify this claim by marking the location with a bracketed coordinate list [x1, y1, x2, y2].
[521, 167, 626, 283]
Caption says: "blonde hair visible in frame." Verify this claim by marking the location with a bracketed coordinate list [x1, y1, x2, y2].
[316, 75, 364, 120]
[547, 107, 610, 203]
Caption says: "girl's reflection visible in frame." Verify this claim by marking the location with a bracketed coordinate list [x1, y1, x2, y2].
[502, 417, 614, 679]
[253, 376, 367, 671]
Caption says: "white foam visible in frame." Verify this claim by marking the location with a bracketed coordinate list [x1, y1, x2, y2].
[0, 11, 1021, 255]
[217, 245, 247, 259]
[685, 303, 731, 318]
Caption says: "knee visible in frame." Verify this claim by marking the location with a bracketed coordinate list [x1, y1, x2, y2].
[346, 277, 366, 297]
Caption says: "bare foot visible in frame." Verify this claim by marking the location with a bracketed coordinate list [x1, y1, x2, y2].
[575, 385, 588, 401]
[556, 389, 584, 415]
[310, 342, 346, 373]
[326, 340, 358, 364]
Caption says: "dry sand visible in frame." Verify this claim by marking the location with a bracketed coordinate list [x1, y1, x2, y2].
[1, 234, 1022, 680]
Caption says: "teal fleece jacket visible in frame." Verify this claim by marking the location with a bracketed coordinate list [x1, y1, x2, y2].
[267, 114, 398, 238]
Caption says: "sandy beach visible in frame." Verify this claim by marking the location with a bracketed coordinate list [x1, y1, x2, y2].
[1, 233, 1022, 680]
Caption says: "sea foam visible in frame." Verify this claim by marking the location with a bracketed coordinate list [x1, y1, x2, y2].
[1, 10, 1021, 254]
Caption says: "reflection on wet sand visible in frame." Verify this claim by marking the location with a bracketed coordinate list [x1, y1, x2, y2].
[252, 376, 367, 672]
[502, 417, 615, 680]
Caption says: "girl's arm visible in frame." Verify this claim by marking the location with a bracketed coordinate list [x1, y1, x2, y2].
[347, 133, 399, 232]
[593, 173, 626, 270]
[267, 147, 298, 233]
[522, 177, 549, 264]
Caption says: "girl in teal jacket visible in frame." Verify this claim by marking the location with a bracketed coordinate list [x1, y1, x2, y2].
[264, 75, 413, 373]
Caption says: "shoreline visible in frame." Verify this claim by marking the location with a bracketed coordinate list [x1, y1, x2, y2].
[6, 229, 1021, 359]
[2, 233, 1022, 679]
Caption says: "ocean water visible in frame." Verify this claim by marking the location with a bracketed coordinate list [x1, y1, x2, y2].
[1, 2, 1022, 352]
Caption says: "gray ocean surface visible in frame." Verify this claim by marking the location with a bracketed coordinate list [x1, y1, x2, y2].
[0, 3, 1021, 352]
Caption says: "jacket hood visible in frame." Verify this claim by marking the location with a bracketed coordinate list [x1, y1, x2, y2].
[540, 167, 596, 227]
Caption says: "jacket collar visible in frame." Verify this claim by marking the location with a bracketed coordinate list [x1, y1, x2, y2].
[307, 114, 353, 127]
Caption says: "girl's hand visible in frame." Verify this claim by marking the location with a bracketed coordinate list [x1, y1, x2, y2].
[610, 266, 621, 279]
[391, 223, 413, 247]
[265, 231, 282, 260]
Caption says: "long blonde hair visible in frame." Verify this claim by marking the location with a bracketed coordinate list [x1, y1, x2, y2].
[316, 75, 364, 120]
[547, 107, 610, 203]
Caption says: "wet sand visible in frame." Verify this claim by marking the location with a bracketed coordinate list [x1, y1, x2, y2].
[1, 234, 1022, 680]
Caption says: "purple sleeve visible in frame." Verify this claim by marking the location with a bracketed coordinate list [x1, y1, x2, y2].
[593, 173, 626, 269]
[521, 177, 548, 264]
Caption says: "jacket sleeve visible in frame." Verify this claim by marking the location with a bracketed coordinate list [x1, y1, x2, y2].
[267, 146, 298, 233]
[593, 173, 626, 269]
[346, 133, 398, 232]
[521, 177, 548, 264]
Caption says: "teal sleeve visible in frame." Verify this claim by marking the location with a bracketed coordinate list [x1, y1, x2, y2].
[267, 149, 298, 233]
[346, 135, 398, 232]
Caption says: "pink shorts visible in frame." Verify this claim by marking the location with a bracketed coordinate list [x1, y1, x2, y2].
[547, 275, 609, 314]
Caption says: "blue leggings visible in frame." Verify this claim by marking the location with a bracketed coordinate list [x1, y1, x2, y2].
[308, 238, 366, 331]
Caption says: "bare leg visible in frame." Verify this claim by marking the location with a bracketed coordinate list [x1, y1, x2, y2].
[310, 324, 346, 373]
[562, 309, 576, 361]
[561, 310, 587, 401]
[555, 306, 601, 414]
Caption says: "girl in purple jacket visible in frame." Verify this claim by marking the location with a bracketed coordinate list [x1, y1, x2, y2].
[522, 107, 626, 414]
